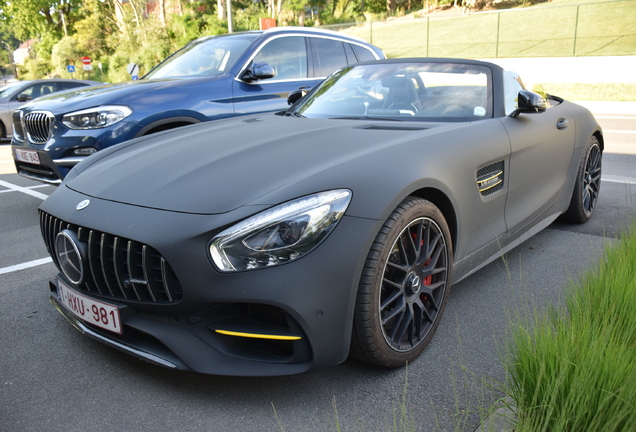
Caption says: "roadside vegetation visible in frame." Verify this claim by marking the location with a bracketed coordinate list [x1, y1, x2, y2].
[341, 0, 635, 58]
[532, 83, 636, 101]
[0, 0, 633, 83]
[503, 220, 636, 431]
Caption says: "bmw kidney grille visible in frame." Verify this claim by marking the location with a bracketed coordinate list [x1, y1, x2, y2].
[23, 111, 54, 144]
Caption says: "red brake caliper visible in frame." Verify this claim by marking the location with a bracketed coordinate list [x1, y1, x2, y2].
[411, 232, 432, 302]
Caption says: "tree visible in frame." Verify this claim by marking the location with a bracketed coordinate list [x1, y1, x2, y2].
[51, 35, 80, 77]
[74, 0, 118, 60]
[4, 0, 82, 41]
[0, 22, 20, 76]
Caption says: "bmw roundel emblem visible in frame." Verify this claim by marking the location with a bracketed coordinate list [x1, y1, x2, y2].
[76, 199, 90, 211]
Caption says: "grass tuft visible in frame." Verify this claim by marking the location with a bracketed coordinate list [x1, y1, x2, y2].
[504, 220, 636, 432]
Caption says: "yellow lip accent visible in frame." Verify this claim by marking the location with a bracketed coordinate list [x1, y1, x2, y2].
[215, 330, 302, 341]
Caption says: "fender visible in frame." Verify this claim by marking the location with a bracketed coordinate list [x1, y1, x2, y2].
[134, 115, 204, 138]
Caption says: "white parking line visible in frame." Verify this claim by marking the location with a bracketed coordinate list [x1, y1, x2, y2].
[602, 175, 636, 185]
[0, 179, 49, 200]
[0, 184, 49, 194]
[0, 257, 53, 275]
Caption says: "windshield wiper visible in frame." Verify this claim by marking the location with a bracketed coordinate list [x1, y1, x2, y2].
[284, 111, 305, 118]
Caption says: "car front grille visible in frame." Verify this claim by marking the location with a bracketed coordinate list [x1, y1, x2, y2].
[40, 211, 183, 304]
[12, 110, 25, 140]
[23, 111, 54, 144]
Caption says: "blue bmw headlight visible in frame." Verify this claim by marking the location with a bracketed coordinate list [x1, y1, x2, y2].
[62, 105, 133, 129]
[209, 190, 352, 272]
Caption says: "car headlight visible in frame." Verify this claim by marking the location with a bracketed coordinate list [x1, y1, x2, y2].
[210, 189, 352, 272]
[62, 105, 133, 129]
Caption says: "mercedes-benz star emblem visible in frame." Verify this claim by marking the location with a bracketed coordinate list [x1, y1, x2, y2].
[76, 199, 90, 211]
[55, 229, 86, 285]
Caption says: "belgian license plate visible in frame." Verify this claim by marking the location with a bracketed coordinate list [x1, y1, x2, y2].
[14, 148, 41, 165]
[57, 279, 123, 334]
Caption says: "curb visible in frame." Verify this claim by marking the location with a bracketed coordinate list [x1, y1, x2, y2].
[475, 398, 516, 432]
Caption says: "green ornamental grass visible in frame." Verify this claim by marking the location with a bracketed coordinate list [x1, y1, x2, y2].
[505, 221, 636, 431]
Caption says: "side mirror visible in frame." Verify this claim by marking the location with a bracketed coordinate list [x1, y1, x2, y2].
[17, 93, 31, 102]
[287, 88, 310, 105]
[509, 89, 548, 118]
[241, 62, 275, 82]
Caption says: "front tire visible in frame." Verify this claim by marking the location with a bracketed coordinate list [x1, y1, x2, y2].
[351, 197, 452, 367]
[561, 136, 602, 223]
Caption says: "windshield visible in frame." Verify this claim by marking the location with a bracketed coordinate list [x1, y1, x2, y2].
[144, 35, 257, 80]
[0, 81, 27, 98]
[294, 62, 493, 122]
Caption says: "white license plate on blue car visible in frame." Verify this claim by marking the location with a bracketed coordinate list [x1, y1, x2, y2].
[57, 279, 123, 334]
[14, 148, 41, 165]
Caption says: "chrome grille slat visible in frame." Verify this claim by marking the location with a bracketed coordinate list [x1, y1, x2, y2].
[142, 246, 157, 302]
[127, 242, 143, 301]
[99, 234, 117, 297]
[88, 231, 105, 295]
[23, 111, 54, 144]
[39, 210, 183, 304]
[112, 237, 128, 298]
[161, 258, 173, 303]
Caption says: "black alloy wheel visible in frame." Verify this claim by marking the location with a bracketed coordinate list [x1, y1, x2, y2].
[562, 135, 602, 223]
[581, 141, 602, 216]
[351, 197, 452, 367]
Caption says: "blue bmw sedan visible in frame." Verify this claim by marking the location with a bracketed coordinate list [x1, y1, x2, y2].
[11, 27, 384, 183]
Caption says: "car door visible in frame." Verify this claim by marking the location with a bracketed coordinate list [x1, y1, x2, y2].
[232, 36, 315, 115]
[501, 106, 576, 233]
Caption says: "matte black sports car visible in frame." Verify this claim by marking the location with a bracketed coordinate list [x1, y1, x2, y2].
[39, 58, 603, 376]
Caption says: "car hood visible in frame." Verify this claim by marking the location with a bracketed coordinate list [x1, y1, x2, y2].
[65, 115, 461, 214]
[19, 75, 228, 114]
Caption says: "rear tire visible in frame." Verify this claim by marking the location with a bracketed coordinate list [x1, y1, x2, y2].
[561, 135, 602, 223]
[351, 197, 452, 367]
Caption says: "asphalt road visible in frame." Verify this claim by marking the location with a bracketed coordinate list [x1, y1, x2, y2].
[1, 111, 634, 432]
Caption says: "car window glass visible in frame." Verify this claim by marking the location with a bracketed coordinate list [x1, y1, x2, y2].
[503, 71, 525, 115]
[17, 83, 57, 100]
[253, 36, 307, 81]
[296, 62, 493, 121]
[312, 38, 347, 77]
[0, 82, 26, 98]
[60, 82, 89, 90]
[352, 45, 376, 63]
[145, 35, 256, 79]
[344, 43, 357, 64]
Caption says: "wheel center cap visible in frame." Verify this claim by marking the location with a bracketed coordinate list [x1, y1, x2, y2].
[406, 273, 421, 294]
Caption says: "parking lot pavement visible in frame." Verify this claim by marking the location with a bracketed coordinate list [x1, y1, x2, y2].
[0, 144, 16, 175]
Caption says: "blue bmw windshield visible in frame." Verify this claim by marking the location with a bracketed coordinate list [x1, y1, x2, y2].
[295, 62, 493, 121]
[144, 35, 257, 79]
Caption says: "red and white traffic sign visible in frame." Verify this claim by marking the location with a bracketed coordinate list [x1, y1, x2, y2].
[81, 56, 92, 71]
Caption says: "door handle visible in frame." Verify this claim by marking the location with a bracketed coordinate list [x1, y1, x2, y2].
[557, 118, 569, 130]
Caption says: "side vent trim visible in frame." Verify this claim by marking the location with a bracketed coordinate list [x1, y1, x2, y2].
[476, 161, 505, 196]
